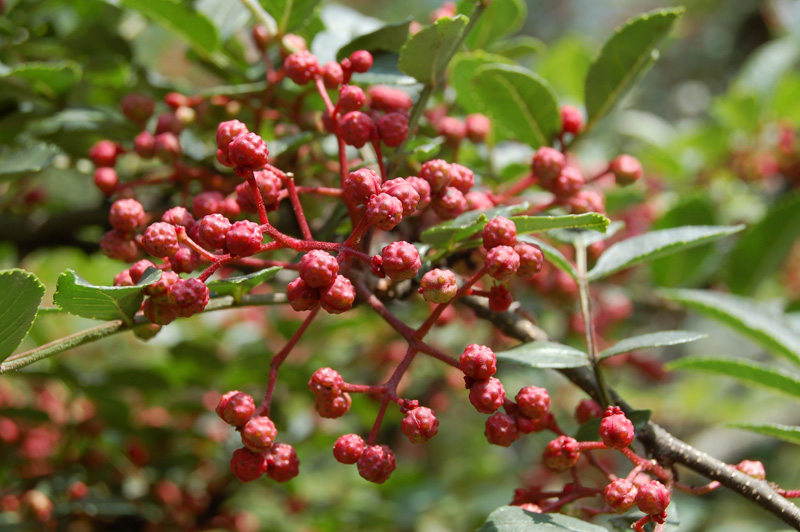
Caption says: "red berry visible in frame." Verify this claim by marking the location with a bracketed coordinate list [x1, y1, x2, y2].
[357, 444, 396, 484]
[516, 412, 552, 434]
[532, 147, 566, 186]
[322, 61, 344, 88]
[120, 93, 155, 123]
[315, 392, 352, 418]
[192, 191, 224, 218]
[406, 176, 431, 210]
[144, 270, 180, 301]
[636, 480, 670, 516]
[143, 222, 180, 258]
[343, 168, 381, 205]
[299, 250, 339, 288]
[236, 169, 283, 210]
[100, 230, 139, 262]
[319, 274, 355, 314]
[284, 51, 319, 85]
[609, 154, 643, 186]
[550, 166, 584, 198]
[161, 207, 194, 228]
[431, 187, 467, 220]
[514, 242, 544, 279]
[488, 284, 513, 312]
[560, 105, 584, 135]
[114, 269, 134, 287]
[169, 245, 202, 274]
[437, 116, 466, 142]
[381, 178, 419, 216]
[225, 220, 262, 257]
[381, 241, 421, 281]
[287, 277, 320, 311]
[266, 443, 300, 482]
[155, 113, 183, 135]
[216, 391, 256, 427]
[575, 399, 604, 424]
[485, 412, 519, 447]
[366, 192, 404, 231]
[449, 163, 474, 194]
[460, 344, 496, 380]
[466, 190, 495, 210]
[419, 159, 451, 192]
[604, 479, 637, 513]
[598, 406, 635, 449]
[216, 120, 249, 166]
[167, 278, 209, 318]
[515, 386, 550, 420]
[197, 214, 231, 250]
[483, 216, 517, 250]
[143, 298, 178, 325]
[134, 131, 156, 158]
[333, 433, 364, 464]
[542, 435, 580, 471]
[129, 259, 155, 284]
[308, 367, 345, 398]
[109, 199, 145, 232]
[419, 268, 457, 303]
[565, 189, 605, 214]
[735, 459, 766, 480]
[89, 139, 119, 167]
[485, 245, 520, 280]
[228, 132, 269, 175]
[153, 132, 182, 163]
[368, 85, 413, 112]
[241, 416, 278, 452]
[338, 85, 365, 113]
[338, 111, 375, 148]
[377, 112, 409, 147]
[230, 447, 267, 483]
[349, 50, 373, 73]
[94, 167, 118, 196]
[465, 113, 490, 143]
[468, 377, 505, 414]
[401, 407, 439, 444]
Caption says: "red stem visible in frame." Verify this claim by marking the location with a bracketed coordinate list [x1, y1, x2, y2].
[282, 172, 314, 241]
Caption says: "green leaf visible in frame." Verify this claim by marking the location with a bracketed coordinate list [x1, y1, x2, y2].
[488, 36, 544, 60]
[53, 268, 162, 325]
[728, 423, 800, 446]
[518, 236, 577, 280]
[588, 225, 744, 281]
[512, 213, 610, 236]
[120, 0, 219, 57]
[420, 203, 529, 247]
[575, 409, 651, 442]
[666, 357, 800, 400]
[336, 19, 411, 61]
[548, 221, 625, 247]
[0, 142, 60, 180]
[450, 52, 512, 114]
[473, 64, 560, 149]
[207, 267, 282, 302]
[459, 0, 526, 51]
[479, 505, 608, 532]
[398, 15, 469, 84]
[660, 289, 800, 366]
[496, 341, 589, 369]
[733, 36, 800, 97]
[727, 191, 800, 295]
[584, 8, 684, 132]
[0, 269, 45, 361]
[261, 0, 322, 34]
[351, 52, 417, 86]
[600, 331, 707, 361]
[4, 60, 82, 97]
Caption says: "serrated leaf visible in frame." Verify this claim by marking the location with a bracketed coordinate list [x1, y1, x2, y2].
[487, 36, 544, 59]
[588, 225, 744, 281]
[473, 64, 560, 149]
[728, 423, 800, 445]
[261, 0, 322, 34]
[207, 267, 282, 301]
[512, 213, 609, 236]
[0, 269, 45, 362]
[666, 357, 800, 400]
[53, 268, 161, 325]
[496, 341, 589, 369]
[398, 15, 469, 83]
[661, 289, 800, 366]
[600, 331, 707, 360]
[0, 142, 60, 180]
[575, 409, 651, 442]
[420, 203, 529, 246]
[548, 221, 625, 247]
[120, 0, 219, 56]
[479, 505, 608, 532]
[727, 191, 800, 295]
[458, 0, 526, 51]
[584, 8, 684, 132]
[336, 19, 411, 61]
[518, 235, 577, 280]
[450, 52, 512, 114]
[4, 60, 82, 96]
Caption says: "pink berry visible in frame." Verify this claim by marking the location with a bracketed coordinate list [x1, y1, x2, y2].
[169, 245, 202, 274]
[192, 191, 225, 218]
[167, 278, 209, 318]
[287, 277, 320, 311]
[284, 51, 319, 85]
[604, 479, 637, 513]
[333, 433, 364, 464]
[419, 159, 451, 192]
[129, 259, 155, 284]
[515, 386, 550, 420]
[419, 268, 457, 303]
[308, 367, 345, 398]
[338, 85, 366, 113]
[531, 147, 566, 187]
[542, 435, 581, 471]
[349, 50, 373, 73]
[437, 116, 466, 142]
[338, 111, 375, 148]
[460, 344, 497, 380]
[636, 480, 670, 516]
[109, 199, 145, 233]
[377, 112, 409, 147]
[94, 167, 118, 196]
[431, 186, 467, 220]
[357, 444, 396, 484]
[381, 241, 421, 281]
[120, 93, 155, 123]
[483, 217, 517, 250]
[143, 222, 180, 258]
[514, 242, 544, 280]
[216, 120, 249, 165]
[114, 269, 134, 287]
[465, 113, 490, 143]
[449, 163, 474, 194]
[381, 178, 419, 216]
[598, 406, 635, 449]
[144, 270, 180, 301]
[366, 192, 404, 231]
[319, 274, 355, 314]
[161, 206, 194, 228]
[153, 132, 182, 163]
[550, 167, 584, 198]
[143, 298, 178, 325]
[216, 391, 256, 427]
[466, 190, 495, 210]
[155, 113, 183, 135]
[485, 245, 520, 280]
[516, 412, 552, 434]
[560, 105, 584, 135]
[368, 85, 413, 113]
[225, 220, 262, 257]
[566, 189, 605, 214]
[228, 132, 269, 175]
[230, 447, 267, 482]
[236, 169, 283, 210]
[315, 392, 352, 418]
[488, 284, 513, 312]
[241, 416, 278, 452]
[576, 399, 604, 424]
[609, 154, 643, 186]
[322, 61, 344, 88]
[89, 139, 119, 167]
[401, 407, 439, 444]
[299, 250, 339, 288]
[134, 131, 156, 158]
[735, 459, 766, 480]
[468, 377, 505, 414]
[485, 412, 519, 447]
[100, 230, 139, 262]
[197, 214, 232, 250]
[406, 176, 431, 210]
[343, 168, 381, 205]
[266, 443, 300, 482]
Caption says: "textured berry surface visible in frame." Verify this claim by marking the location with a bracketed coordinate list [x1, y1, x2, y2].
[228, 132, 269, 174]
[419, 268, 457, 303]
[381, 178, 419, 216]
[215, 119, 248, 166]
[197, 214, 232, 250]
[485, 245, 520, 280]
[598, 406, 635, 449]
[215, 391, 255, 427]
[315, 392, 352, 418]
[550, 166, 584, 198]
[168, 278, 209, 318]
[287, 277, 320, 311]
[143, 222, 180, 258]
[405, 176, 432, 210]
[343, 168, 381, 205]
[514, 242, 544, 280]
[308, 367, 345, 398]
[299, 250, 339, 288]
[566, 189, 605, 214]
[366, 193, 404, 231]
[225, 220, 262, 256]
[575, 399, 604, 424]
[230, 447, 267, 483]
[338, 85, 365, 113]
[357, 445, 396, 484]
[368, 85, 413, 112]
[400, 407, 439, 444]
[236, 169, 283, 210]
[542, 435, 580, 471]
[144, 270, 179, 301]
[338, 111, 374, 148]
[735, 459, 766, 480]
[319, 274, 355, 314]
[483, 216, 517, 250]
[161, 207, 194, 228]
[381, 241, 421, 281]
[241, 416, 278, 452]
[419, 159, 451, 192]
[636, 480, 670, 515]
[192, 191, 224, 219]
[154, 132, 182, 163]
[604, 479, 637, 513]
[431, 186, 467, 220]
[532, 146, 566, 186]
[109, 199, 145, 233]
[449, 163, 474, 194]
[322, 61, 344, 88]
[284, 51, 319, 85]
[460, 344, 496, 380]
[333, 433, 364, 464]
[484, 412, 519, 447]
[266, 443, 300, 482]
[516, 412, 552, 434]
[609, 154, 643, 186]
[377, 112, 409, 147]
[143, 298, 178, 325]
[468, 377, 505, 414]
[129, 260, 155, 284]
[515, 386, 550, 420]
[488, 284, 513, 312]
